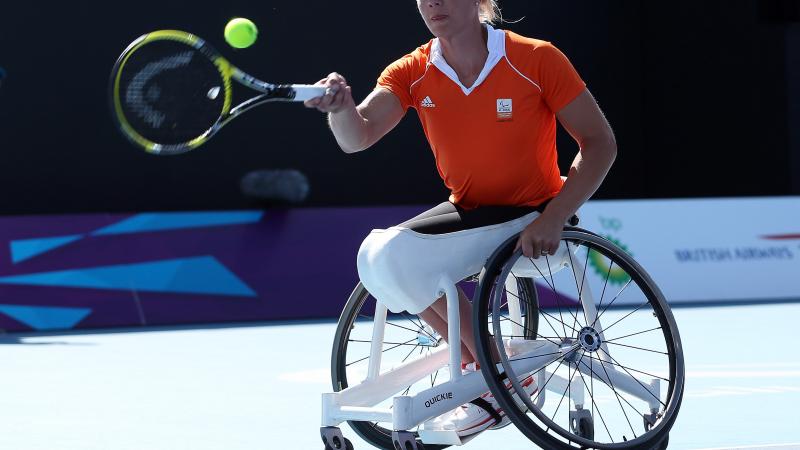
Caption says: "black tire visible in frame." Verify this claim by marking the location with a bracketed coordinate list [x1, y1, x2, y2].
[331, 278, 538, 450]
[474, 229, 685, 449]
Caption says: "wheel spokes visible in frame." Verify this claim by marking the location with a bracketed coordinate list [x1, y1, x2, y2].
[487, 234, 678, 448]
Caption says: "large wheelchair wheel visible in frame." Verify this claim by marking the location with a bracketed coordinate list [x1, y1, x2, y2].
[331, 277, 539, 450]
[473, 228, 684, 449]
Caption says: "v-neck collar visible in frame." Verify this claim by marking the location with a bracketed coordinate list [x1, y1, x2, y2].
[429, 24, 506, 96]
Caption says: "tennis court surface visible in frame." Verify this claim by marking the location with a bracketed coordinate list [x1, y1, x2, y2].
[2, 302, 798, 450]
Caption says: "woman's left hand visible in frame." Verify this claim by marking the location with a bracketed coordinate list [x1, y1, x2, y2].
[515, 211, 567, 259]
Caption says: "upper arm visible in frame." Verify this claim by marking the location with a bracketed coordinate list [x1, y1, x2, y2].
[529, 42, 611, 147]
[356, 88, 407, 151]
[556, 89, 616, 150]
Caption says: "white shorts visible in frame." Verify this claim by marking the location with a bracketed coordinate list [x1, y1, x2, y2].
[357, 202, 576, 314]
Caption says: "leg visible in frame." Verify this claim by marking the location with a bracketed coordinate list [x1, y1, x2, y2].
[418, 286, 499, 365]
[400, 201, 540, 366]
[418, 290, 474, 365]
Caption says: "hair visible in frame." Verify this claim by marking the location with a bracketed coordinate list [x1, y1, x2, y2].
[479, 0, 502, 24]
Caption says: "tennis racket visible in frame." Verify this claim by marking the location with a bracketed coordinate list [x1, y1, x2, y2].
[109, 30, 325, 155]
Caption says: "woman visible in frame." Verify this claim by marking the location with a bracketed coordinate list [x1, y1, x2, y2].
[306, 0, 617, 437]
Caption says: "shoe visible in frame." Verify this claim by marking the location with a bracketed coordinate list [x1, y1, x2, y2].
[461, 361, 480, 373]
[426, 370, 538, 437]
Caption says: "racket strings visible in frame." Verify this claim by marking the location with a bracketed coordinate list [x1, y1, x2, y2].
[125, 50, 195, 128]
[117, 41, 226, 146]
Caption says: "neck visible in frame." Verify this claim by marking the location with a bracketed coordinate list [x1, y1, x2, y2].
[438, 22, 489, 74]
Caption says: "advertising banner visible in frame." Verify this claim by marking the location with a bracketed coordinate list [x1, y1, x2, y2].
[577, 197, 800, 305]
[0, 197, 796, 332]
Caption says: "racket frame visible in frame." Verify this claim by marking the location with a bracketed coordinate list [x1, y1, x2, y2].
[110, 30, 323, 154]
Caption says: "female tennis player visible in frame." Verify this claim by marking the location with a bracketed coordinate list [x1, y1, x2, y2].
[306, 0, 617, 436]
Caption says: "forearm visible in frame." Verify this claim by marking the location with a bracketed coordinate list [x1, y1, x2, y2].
[328, 105, 371, 154]
[544, 136, 617, 221]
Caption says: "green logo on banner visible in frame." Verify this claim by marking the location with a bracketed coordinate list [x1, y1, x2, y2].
[590, 217, 633, 285]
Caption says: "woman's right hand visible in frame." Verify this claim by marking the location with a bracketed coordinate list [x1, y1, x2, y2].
[304, 72, 355, 114]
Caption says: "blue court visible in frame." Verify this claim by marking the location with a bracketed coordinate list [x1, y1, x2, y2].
[2, 302, 798, 450]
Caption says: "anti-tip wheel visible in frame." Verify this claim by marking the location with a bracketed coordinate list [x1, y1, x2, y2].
[322, 434, 353, 450]
[574, 417, 594, 440]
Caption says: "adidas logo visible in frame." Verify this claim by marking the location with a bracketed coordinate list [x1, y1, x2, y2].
[421, 96, 436, 108]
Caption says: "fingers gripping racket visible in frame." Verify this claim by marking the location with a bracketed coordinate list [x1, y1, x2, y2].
[110, 30, 324, 155]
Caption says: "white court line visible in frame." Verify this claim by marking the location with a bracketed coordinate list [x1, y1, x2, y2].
[695, 444, 800, 450]
[687, 370, 800, 378]
[687, 385, 800, 398]
[689, 362, 800, 370]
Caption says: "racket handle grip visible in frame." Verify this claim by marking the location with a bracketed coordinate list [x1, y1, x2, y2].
[291, 85, 327, 102]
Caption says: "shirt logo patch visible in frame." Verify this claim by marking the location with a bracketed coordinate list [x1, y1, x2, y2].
[497, 98, 513, 121]
[421, 96, 436, 108]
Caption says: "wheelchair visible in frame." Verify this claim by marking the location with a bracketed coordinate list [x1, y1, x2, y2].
[320, 218, 684, 450]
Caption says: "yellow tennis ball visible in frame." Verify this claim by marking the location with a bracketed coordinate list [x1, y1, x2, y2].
[224, 18, 258, 49]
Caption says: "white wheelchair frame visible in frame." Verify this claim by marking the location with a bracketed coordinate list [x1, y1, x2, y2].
[321, 244, 664, 448]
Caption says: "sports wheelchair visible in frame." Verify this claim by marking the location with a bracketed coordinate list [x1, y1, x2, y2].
[321, 217, 684, 450]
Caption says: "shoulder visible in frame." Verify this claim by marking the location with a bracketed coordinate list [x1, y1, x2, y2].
[505, 30, 551, 50]
[503, 31, 580, 87]
[504, 31, 563, 64]
[376, 41, 434, 106]
[383, 40, 434, 76]
[410, 40, 434, 64]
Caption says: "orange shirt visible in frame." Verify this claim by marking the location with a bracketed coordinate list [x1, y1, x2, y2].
[377, 25, 586, 210]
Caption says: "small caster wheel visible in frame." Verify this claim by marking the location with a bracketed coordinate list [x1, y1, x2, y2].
[321, 427, 352, 450]
[324, 437, 353, 450]
[570, 409, 594, 440]
[576, 417, 594, 440]
[392, 431, 425, 450]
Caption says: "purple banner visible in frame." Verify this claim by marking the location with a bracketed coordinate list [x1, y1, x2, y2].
[0, 207, 426, 332]
[0, 206, 575, 332]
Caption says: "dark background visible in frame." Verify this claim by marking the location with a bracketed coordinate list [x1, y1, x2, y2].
[0, 0, 798, 215]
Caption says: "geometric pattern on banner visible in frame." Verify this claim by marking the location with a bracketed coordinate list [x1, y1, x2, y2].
[0, 256, 257, 297]
[9, 235, 84, 264]
[535, 281, 580, 308]
[0, 304, 92, 330]
[5, 212, 264, 265]
[91, 211, 264, 236]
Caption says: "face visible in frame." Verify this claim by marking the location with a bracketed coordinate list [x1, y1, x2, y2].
[416, 0, 481, 38]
